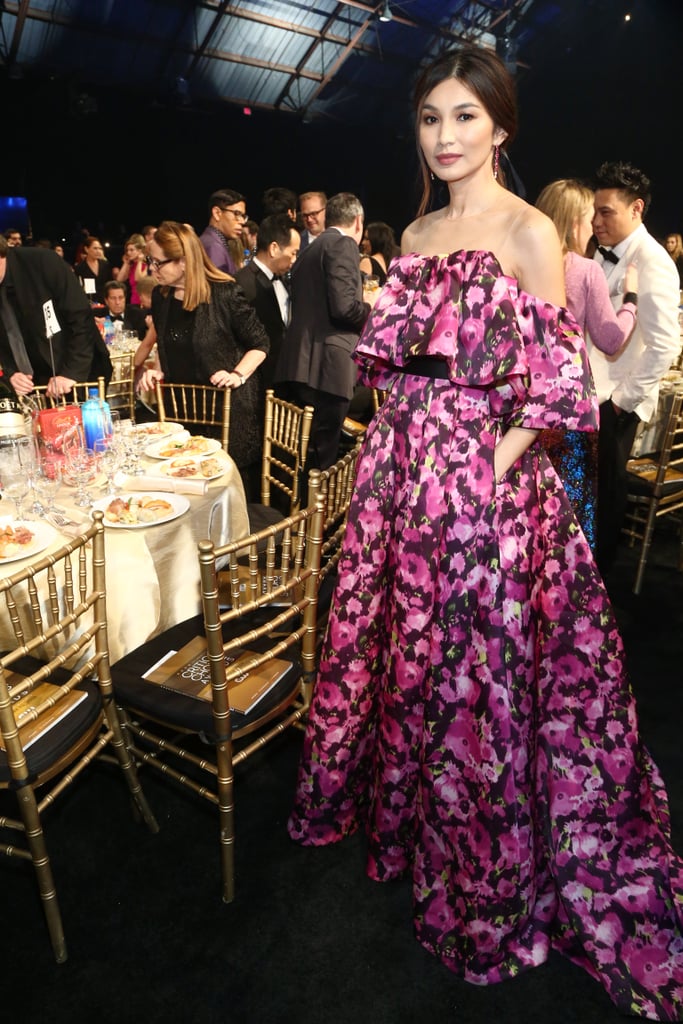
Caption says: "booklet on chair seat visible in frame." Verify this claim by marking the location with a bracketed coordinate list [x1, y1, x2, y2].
[0, 677, 88, 752]
[142, 636, 293, 714]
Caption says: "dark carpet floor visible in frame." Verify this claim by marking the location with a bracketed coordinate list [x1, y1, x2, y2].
[3, 526, 682, 1024]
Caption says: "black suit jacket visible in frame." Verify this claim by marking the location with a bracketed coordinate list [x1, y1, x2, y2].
[101, 306, 149, 340]
[234, 261, 286, 389]
[275, 228, 369, 400]
[0, 248, 111, 385]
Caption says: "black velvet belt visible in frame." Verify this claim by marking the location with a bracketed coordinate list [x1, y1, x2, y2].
[401, 357, 450, 379]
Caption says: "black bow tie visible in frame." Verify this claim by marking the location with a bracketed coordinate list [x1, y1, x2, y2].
[598, 246, 619, 265]
[108, 313, 124, 321]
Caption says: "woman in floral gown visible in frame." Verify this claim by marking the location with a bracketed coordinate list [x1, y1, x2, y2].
[288, 46, 683, 1020]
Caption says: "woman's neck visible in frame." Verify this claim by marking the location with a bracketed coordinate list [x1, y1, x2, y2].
[443, 176, 504, 222]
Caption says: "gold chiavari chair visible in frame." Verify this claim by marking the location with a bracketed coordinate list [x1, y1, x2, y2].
[247, 390, 313, 532]
[29, 377, 106, 410]
[0, 511, 158, 963]
[110, 489, 324, 902]
[154, 380, 231, 453]
[623, 389, 683, 594]
[106, 351, 136, 420]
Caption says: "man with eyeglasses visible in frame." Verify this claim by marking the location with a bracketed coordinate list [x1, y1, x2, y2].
[199, 188, 247, 275]
[298, 191, 327, 253]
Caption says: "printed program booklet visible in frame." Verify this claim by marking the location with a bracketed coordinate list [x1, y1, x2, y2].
[142, 636, 293, 714]
[1, 677, 88, 751]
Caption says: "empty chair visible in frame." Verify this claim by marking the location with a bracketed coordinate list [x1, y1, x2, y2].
[623, 389, 683, 593]
[155, 380, 231, 452]
[0, 511, 158, 963]
[110, 490, 324, 902]
[30, 377, 106, 409]
[247, 389, 313, 532]
[106, 351, 136, 420]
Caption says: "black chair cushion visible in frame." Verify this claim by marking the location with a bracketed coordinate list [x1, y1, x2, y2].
[0, 656, 102, 783]
[111, 614, 302, 737]
[627, 466, 683, 497]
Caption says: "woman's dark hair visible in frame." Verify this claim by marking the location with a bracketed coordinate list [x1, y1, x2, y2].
[365, 222, 399, 265]
[413, 45, 518, 217]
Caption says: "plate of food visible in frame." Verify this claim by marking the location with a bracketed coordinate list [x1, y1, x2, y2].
[156, 453, 227, 481]
[144, 434, 222, 460]
[92, 492, 190, 528]
[133, 421, 186, 439]
[0, 518, 59, 563]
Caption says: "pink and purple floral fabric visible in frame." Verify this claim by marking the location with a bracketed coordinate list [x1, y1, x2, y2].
[288, 252, 683, 1020]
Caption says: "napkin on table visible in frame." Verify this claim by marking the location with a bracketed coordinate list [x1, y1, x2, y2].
[120, 474, 208, 496]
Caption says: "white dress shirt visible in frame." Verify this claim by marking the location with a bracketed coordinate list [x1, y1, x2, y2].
[589, 223, 681, 421]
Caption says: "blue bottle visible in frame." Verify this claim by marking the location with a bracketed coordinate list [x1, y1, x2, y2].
[81, 388, 112, 450]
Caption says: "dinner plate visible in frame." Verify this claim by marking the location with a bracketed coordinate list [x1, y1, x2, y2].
[155, 453, 228, 482]
[133, 421, 185, 439]
[144, 434, 222, 460]
[0, 517, 59, 564]
[91, 492, 190, 529]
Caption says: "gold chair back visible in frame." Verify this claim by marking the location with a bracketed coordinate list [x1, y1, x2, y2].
[260, 389, 313, 514]
[0, 511, 157, 962]
[30, 377, 106, 410]
[623, 388, 683, 593]
[111, 493, 324, 903]
[154, 380, 231, 453]
[106, 352, 136, 420]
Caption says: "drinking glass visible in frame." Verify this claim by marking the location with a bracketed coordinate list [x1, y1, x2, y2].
[32, 459, 63, 517]
[66, 447, 98, 507]
[1, 468, 31, 520]
[94, 437, 122, 495]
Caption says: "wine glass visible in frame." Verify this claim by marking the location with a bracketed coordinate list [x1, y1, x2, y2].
[94, 437, 122, 496]
[1, 468, 31, 520]
[32, 453, 63, 517]
[65, 447, 98, 507]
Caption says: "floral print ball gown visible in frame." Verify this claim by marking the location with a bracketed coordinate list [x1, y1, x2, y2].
[288, 252, 683, 1021]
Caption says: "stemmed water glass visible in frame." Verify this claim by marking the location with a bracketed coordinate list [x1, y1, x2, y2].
[94, 437, 122, 495]
[65, 446, 98, 508]
[32, 456, 63, 517]
[0, 440, 34, 520]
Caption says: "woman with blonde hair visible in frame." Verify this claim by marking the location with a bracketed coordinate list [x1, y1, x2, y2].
[115, 232, 149, 305]
[139, 221, 269, 496]
[664, 232, 683, 285]
[535, 177, 638, 548]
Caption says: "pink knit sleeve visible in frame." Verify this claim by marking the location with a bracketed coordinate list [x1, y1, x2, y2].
[582, 259, 636, 355]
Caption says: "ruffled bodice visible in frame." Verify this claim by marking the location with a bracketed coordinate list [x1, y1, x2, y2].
[354, 251, 599, 433]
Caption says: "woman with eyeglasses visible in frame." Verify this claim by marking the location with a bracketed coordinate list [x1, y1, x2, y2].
[198, 188, 248, 275]
[138, 221, 269, 497]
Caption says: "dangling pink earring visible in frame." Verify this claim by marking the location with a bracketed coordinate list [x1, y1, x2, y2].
[493, 145, 500, 180]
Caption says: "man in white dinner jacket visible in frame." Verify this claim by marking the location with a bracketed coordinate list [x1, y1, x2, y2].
[590, 161, 681, 578]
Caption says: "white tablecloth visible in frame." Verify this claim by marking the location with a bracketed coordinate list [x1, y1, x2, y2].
[0, 451, 249, 663]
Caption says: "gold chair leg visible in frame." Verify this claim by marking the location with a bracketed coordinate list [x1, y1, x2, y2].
[16, 786, 68, 963]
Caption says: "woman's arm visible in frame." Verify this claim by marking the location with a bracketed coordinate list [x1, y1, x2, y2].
[584, 260, 637, 355]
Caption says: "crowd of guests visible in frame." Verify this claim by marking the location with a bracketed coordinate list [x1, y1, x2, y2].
[1, 166, 681, 537]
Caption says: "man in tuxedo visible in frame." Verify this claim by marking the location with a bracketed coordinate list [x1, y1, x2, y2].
[101, 281, 147, 339]
[235, 214, 300, 389]
[590, 161, 681, 577]
[298, 191, 327, 253]
[0, 235, 111, 397]
[275, 192, 371, 470]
